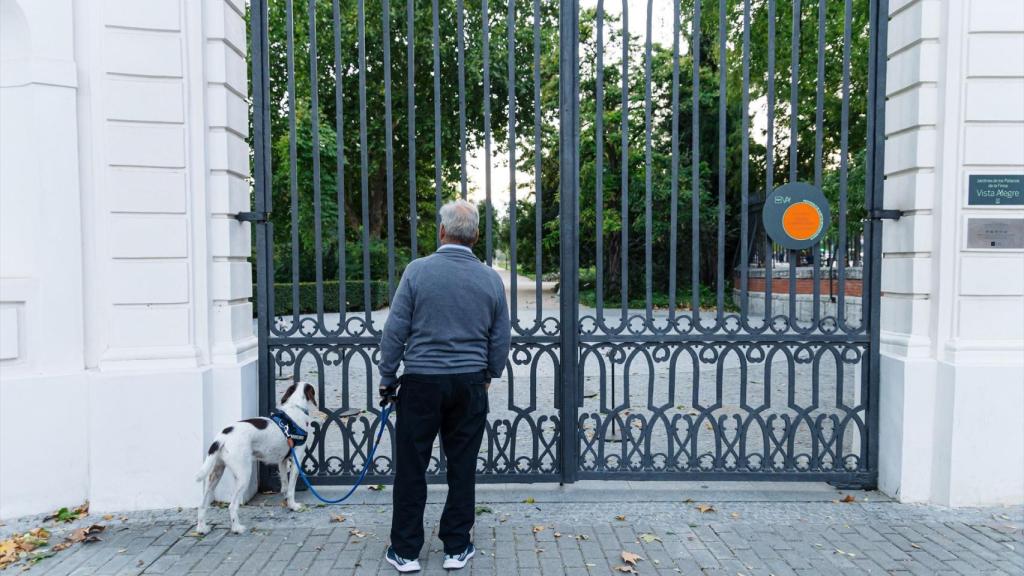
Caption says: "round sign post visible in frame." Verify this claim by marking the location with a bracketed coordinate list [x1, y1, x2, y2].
[762, 182, 831, 250]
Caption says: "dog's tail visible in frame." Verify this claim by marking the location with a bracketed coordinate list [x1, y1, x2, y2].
[195, 439, 223, 482]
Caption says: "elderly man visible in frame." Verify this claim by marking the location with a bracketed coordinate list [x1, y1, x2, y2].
[379, 199, 511, 572]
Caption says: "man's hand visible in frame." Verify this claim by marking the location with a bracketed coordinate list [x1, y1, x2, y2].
[485, 378, 491, 391]
[379, 383, 399, 407]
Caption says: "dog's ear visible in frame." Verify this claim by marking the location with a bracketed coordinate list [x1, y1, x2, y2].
[280, 383, 297, 405]
[303, 382, 316, 405]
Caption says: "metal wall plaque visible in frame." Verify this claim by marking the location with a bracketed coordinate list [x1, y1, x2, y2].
[966, 218, 1024, 249]
[762, 182, 831, 250]
[968, 175, 1024, 206]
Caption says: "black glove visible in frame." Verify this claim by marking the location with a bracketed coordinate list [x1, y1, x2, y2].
[379, 382, 399, 408]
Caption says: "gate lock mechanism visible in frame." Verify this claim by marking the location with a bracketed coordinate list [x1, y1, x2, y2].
[865, 209, 904, 222]
[235, 211, 270, 224]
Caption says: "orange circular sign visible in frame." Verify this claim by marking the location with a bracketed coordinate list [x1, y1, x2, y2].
[781, 201, 823, 241]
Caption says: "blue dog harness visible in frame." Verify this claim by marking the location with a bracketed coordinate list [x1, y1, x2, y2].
[269, 408, 308, 447]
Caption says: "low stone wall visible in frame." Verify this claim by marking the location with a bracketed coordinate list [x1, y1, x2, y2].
[736, 291, 864, 328]
[734, 266, 864, 327]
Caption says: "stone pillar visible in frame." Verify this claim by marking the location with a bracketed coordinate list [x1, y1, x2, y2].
[879, 0, 1024, 506]
[0, 0, 89, 519]
[0, 0, 257, 518]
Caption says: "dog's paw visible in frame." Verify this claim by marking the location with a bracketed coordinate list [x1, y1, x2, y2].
[288, 502, 305, 512]
[195, 523, 211, 535]
[230, 524, 247, 534]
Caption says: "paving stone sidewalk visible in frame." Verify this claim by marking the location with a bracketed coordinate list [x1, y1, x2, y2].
[5, 482, 1022, 575]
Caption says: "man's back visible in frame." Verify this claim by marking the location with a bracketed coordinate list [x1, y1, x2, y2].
[378, 245, 510, 386]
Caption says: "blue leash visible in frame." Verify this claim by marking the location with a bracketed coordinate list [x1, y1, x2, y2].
[289, 404, 393, 505]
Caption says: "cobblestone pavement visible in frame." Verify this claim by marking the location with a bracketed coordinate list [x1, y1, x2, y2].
[6, 482, 1022, 575]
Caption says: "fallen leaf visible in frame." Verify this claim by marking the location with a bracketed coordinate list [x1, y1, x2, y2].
[0, 528, 52, 570]
[615, 515, 626, 521]
[67, 525, 105, 545]
[834, 548, 856, 558]
[576, 534, 589, 541]
[368, 484, 386, 492]
[25, 549, 56, 567]
[639, 533, 662, 543]
[614, 566, 638, 574]
[910, 543, 921, 549]
[532, 525, 546, 534]
[330, 514, 346, 523]
[840, 494, 856, 503]
[523, 497, 536, 504]
[730, 512, 740, 519]
[475, 506, 493, 516]
[348, 528, 367, 538]
[621, 550, 643, 565]
[696, 504, 715, 513]
[683, 498, 694, 504]
[102, 515, 113, 521]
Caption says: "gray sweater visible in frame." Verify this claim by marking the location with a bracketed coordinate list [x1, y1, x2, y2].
[379, 245, 511, 388]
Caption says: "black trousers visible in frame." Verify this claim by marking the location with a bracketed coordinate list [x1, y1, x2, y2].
[390, 370, 488, 558]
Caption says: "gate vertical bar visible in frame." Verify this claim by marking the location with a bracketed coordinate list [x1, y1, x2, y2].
[407, 0, 417, 259]
[558, 0, 580, 484]
[333, 0, 348, 333]
[865, 0, 888, 484]
[482, 0, 493, 265]
[308, 0, 325, 329]
[286, 0, 300, 333]
[383, 0, 397, 299]
[250, 0, 273, 488]
[533, 0, 544, 327]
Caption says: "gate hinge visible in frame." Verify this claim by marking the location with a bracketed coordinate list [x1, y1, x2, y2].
[866, 209, 904, 221]
[236, 211, 270, 223]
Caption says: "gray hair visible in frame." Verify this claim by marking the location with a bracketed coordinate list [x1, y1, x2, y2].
[439, 199, 479, 245]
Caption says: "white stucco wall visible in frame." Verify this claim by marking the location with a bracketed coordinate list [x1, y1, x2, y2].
[0, 0, 256, 518]
[879, 0, 1024, 506]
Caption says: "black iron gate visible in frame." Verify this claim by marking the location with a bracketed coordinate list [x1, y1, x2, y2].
[249, 0, 887, 487]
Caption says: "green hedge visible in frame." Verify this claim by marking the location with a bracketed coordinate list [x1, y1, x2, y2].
[254, 280, 389, 316]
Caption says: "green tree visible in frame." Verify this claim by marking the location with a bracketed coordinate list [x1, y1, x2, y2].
[256, 0, 558, 285]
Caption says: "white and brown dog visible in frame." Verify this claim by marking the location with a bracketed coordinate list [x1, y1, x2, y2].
[195, 382, 317, 534]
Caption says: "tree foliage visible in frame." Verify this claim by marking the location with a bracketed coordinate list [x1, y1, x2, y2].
[251, 0, 872, 292]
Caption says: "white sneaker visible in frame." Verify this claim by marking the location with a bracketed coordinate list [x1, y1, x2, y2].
[442, 543, 476, 570]
[385, 546, 421, 572]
